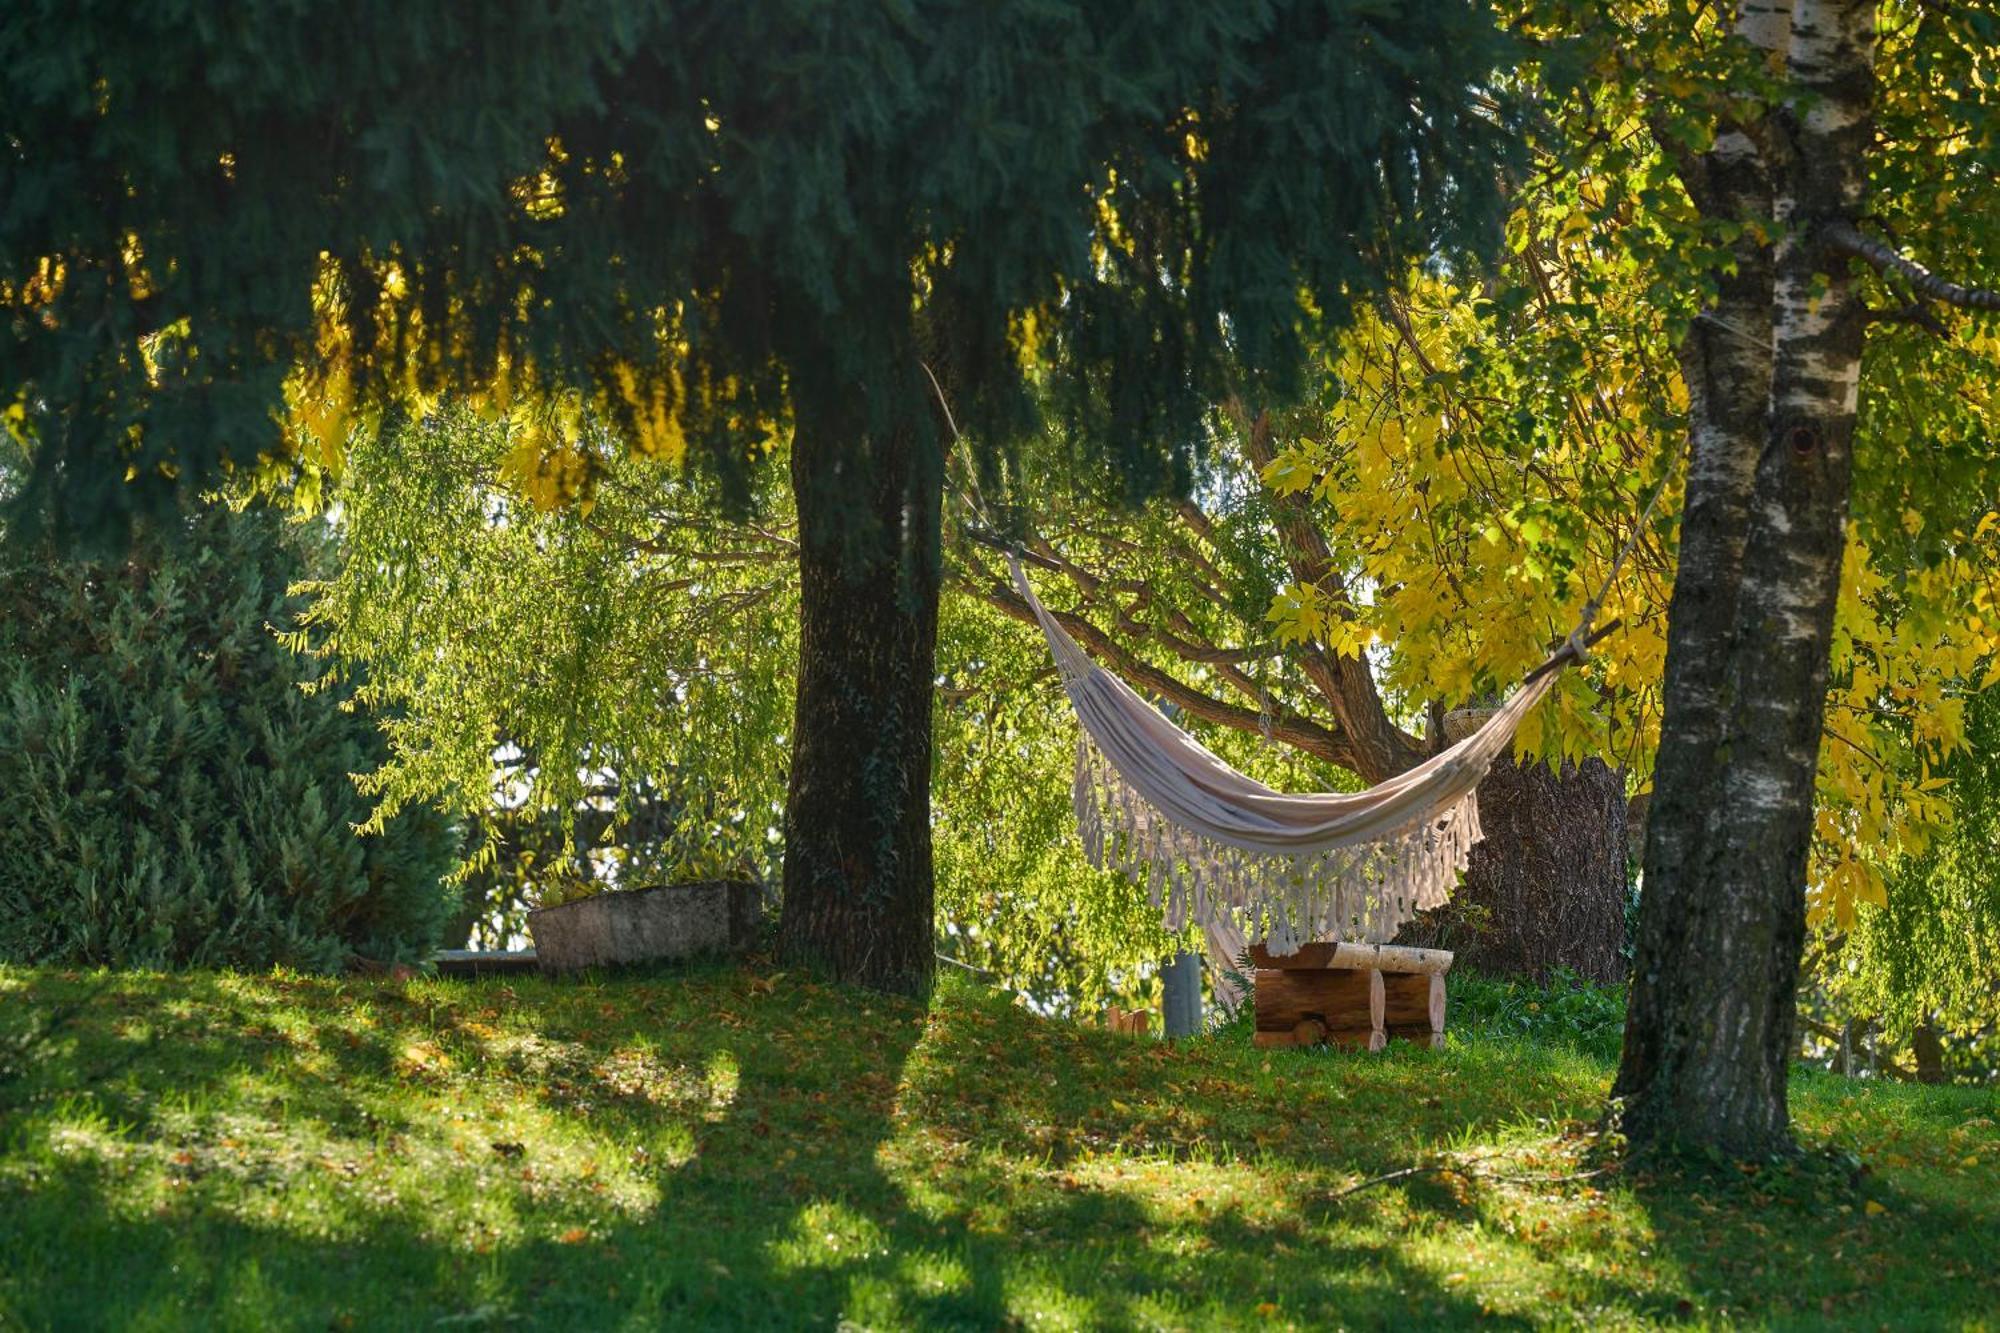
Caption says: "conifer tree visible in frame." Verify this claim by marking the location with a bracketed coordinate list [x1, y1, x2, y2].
[0, 501, 457, 970]
[1, 2, 1516, 993]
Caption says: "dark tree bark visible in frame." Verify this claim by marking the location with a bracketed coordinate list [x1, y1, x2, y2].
[1616, 0, 1875, 1157]
[1912, 1025, 1946, 1085]
[778, 402, 942, 997]
[1403, 756, 1630, 983]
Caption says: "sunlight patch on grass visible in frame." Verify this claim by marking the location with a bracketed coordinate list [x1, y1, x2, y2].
[704, 1047, 741, 1111]
[894, 1247, 973, 1297]
[2, 966, 1995, 1329]
[768, 1200, 889, 1272]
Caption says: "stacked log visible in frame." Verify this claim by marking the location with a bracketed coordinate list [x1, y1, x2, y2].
[1249, 942, 1451, 1052]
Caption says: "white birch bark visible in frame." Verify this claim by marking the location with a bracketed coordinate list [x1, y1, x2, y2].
[1618, 0, 1878, 1155]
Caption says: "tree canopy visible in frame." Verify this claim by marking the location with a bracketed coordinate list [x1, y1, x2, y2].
[4, 0, 1514, 540]
[5, 0, 1527, 993]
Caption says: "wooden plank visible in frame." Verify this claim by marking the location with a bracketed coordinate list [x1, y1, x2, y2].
[1248, 941, 1454, 975]
[1103, 1006, 1151, 1035]
[432, 950, 539, 977]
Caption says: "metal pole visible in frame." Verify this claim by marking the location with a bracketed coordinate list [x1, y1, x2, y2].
[1161, 950, 1202, 1038]
[1148, 694, 1204, 1040]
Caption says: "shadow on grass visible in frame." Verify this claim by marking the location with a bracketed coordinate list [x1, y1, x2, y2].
[6, 965, 1991, 1328]
[0, 963, 1531, 1329]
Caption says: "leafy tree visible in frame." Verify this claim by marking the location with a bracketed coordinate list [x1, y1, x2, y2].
[295, 405, 794, 899]
[0, 501, 457, 970]
[2, 1, 1518, 993]
[296, 406, 794, 942]
[956, 398, 1634, 984]
[309, 404, 1197, 1010]
[1812, 685, 2000, 1084]
[1547, 0, 2000, 1155]
[1001, 0, 2000, 1137]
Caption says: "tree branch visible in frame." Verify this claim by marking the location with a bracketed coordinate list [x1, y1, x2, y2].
[1824, 221, 2000, 313]
[1224, 402, 1426, 779]
[954, 560, 1356, 769]
[1863, 299, 1952, 337]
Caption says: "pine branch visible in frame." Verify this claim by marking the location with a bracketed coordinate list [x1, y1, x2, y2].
[1824, 222, 2000, 314]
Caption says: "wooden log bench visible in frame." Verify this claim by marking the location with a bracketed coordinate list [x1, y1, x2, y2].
[1250, 942, 1452, 1052]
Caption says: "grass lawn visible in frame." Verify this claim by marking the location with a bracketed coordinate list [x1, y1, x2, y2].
[0, 962, 1993, 1331]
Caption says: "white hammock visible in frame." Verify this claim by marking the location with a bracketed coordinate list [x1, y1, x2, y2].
[1011, 554, 1583, 970]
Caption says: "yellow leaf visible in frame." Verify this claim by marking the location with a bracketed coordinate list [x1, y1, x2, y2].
[1863, 1200, 1887, 1217]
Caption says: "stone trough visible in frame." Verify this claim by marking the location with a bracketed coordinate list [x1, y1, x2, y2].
[527, 879, 763, 973]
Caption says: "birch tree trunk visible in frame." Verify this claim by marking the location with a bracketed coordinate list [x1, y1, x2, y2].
[1616, 0, 1876, 1156]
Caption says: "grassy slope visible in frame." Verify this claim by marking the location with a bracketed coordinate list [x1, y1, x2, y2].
[0, 964, 1993, 1332]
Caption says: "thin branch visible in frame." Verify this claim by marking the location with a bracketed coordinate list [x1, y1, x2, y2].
[1824, 221, 2000, 313]
[1327, 1150, 1616, 1202]
[1224, 403, 1425, 778]
[955, 559, 1355, 769]
[1327, 1161, 1462, 1199]
[1864, 300, 1952, 337]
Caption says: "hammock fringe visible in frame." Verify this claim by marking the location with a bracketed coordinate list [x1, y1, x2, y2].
[1009, 553, 1573, 953]
[1071, 735, 1482, 952]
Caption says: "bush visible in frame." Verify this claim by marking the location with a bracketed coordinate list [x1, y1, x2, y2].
[1449, 968, 1628, 1063]
[0, 503, 456, 970]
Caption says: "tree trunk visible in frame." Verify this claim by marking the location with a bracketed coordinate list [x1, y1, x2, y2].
[1408, 756, 1629, 983]
[777, 402, 942, 996]
[1616, 0, 1874, 1158]
[1912, 1024, 1946, 1085]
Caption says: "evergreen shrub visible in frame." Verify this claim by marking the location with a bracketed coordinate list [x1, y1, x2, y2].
[0, 504, 456, 970]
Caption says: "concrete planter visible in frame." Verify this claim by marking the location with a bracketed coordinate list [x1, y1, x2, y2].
[528, 880, 762, 973]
